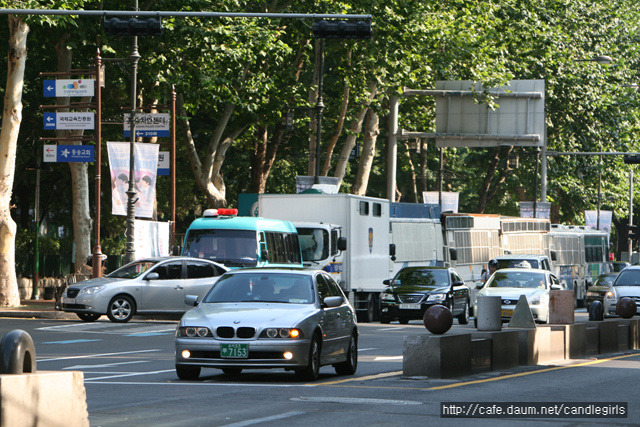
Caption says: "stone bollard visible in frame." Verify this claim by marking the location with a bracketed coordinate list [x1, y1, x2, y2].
[0, 330, 36, 374]
[0, 330, 89, 427]
[476, 296, 502, 331]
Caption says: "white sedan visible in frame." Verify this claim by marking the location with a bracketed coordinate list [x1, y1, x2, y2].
[475, 268, 563, 324]
[603, 265, 640, 317]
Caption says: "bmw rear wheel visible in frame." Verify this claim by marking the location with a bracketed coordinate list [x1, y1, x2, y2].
[334, 333, 358, 375]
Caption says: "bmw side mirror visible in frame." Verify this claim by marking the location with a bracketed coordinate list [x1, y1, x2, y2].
[145, 272, 160, 280]
[185, 295, 199, 307]
[323, 296, 342, 308]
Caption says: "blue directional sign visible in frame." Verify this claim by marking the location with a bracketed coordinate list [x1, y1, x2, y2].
[125, 129, 170, 138]
[44, 112, 95, 130]
[43, 145, 95, 163]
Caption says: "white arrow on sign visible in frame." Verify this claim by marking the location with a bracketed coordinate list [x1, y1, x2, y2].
[47, 85, 54, 91]
[46, 116, 54, 122]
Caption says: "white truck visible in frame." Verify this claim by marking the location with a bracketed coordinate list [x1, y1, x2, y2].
[258, 193, 444, 322]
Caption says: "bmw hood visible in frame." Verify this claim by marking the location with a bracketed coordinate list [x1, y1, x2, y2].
[67, 277, 124, 290]
[181, 303, 319, 328]
[613, 286, 640, 298]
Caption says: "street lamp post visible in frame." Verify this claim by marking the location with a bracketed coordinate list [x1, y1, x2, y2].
[311, 20, 372, 183]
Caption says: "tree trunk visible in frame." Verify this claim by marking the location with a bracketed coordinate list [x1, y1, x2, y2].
[403, 142, 419, 203]
[177, 93, 245, 208]
[55, 41, 92, 272]
[352, 109, 379, 195]
[0, 16, 28, 307]
[307, 39, 321, 177]
[333, 81, 378, 188]
[322, 50, 351, 176]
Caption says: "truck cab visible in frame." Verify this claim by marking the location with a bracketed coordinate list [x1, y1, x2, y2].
[295, 222, 347, 286]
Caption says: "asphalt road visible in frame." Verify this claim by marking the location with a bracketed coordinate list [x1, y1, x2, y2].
[1, 315, 638, 427]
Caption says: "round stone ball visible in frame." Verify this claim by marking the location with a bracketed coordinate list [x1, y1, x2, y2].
[423, 304, 453, 334]
[616, 297, 636, 319]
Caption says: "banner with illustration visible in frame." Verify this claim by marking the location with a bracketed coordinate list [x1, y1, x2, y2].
[107, 142, 159, 218]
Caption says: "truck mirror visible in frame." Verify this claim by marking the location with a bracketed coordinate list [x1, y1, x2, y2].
[261, 249, 269, 261]
[449, 248, 457, 261]
[389, 243, 396, 261]
[172, 245, 181, 256]
[550, 251, 557, 262]
[337, 237, 347, 251]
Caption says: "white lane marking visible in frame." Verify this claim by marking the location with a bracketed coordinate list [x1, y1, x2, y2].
[291, 396, 421, 405]
[377, 327, 409, 331]
[84, 369, 176, 381]
[219, 411, 305, 427]
[357, 348, 376, 352]
[64, 361, 149, 370]
[373, 356, 403, 361]
[36, 323, 175, 335]
[37, 349, 160, 363]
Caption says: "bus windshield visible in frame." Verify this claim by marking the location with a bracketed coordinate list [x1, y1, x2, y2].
[182, 229, 258, 267]
[297, 228, 329, 262]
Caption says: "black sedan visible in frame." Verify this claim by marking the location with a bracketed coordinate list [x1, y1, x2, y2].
[379, 266, 470, 325]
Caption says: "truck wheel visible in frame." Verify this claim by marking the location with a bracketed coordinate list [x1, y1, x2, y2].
[356, 294, 378, 323]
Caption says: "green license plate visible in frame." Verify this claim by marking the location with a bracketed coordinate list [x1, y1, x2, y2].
[220, 343, 248, 359]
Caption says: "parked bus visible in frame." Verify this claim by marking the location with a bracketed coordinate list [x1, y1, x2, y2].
[181, 208, 303, 269]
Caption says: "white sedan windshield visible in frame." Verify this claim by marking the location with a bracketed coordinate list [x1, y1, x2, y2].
[487, 271, 547, 289]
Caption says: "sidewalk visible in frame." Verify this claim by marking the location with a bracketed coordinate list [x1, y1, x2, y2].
[0, 299, 77, 320]
[0, 299, 182, 321]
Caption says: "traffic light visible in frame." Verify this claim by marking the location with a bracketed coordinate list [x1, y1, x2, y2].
[624, 154, 640, 164]
[104, 17, 163, 37]
[312, 20, 372, 39]
[629, 225, 640, 240]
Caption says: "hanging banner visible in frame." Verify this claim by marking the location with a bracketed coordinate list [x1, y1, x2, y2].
[134, 220, 170, 258]
[422, 191, 459, 213]
[106, 142, 159, 218]
[585, 210, 613, 234]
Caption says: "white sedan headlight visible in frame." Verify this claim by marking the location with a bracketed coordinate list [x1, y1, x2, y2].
[426, 293, 446, 303]
[529, 296, 542, 305]
[78, 285, 105, 296]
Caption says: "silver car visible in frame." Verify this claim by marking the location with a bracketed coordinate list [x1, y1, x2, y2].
[59, 257, 228, 323]
[175, 268, 358, 381]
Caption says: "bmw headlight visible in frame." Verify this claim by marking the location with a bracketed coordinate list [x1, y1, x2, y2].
[78, 285, 106, 296]
[604, 291, 617, 301]
[426, 293, 446, 303]
[381, 292, 396, 302]
[259, 328, 303, 339]
[177, 326, 213, 338]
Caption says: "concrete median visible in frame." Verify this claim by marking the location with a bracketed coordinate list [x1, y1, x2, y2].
[403, 317, 640, 379]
